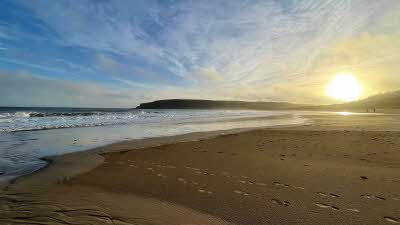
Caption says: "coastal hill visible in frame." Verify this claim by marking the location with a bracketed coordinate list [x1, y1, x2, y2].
[303, 90, 400, 111]
[137, 90, 400, 110]
[136, 99, 308, 110]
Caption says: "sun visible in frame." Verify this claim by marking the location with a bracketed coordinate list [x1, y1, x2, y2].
[325, 74, 362, 102]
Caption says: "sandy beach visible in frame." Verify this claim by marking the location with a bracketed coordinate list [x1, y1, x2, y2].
[2, 0, 400, 224]
[2, 113, 400, 225]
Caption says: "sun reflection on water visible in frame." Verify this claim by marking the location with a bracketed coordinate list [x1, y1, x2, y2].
[336, 112, 353, 116]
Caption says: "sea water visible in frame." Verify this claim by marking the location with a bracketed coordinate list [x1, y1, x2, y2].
[0, 107, 309, 183]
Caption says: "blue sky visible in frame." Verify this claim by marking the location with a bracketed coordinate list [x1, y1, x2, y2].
[0, 0, 399, 107]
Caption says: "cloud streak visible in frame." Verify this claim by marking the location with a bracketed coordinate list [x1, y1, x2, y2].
[0, 0, 399, 106]
[0, 70, 144, 107]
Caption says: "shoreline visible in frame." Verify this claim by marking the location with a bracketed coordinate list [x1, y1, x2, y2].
[1, 110, 392, 186]
[2, 113, 400, 224]
[0, 110, 309, 185]
[5, 112, 400, 191]
[6, 122, 304, 191]
[4, 109, 386, 188]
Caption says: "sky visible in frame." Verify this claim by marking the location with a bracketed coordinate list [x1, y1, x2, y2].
[0, 0, 399, 107]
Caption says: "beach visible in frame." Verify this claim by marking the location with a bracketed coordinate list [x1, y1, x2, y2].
[2, 113, 400, 225]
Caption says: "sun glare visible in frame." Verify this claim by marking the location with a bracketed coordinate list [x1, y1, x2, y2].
[325, 74, 362, 102]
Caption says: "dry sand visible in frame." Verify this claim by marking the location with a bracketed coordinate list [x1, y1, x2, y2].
[1, 113, 400, 225]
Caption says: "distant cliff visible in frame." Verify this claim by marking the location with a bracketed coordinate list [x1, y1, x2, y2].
[300, 90, 400, 111]
[137, 90, 400, 111]
[136, 99, 308, 110]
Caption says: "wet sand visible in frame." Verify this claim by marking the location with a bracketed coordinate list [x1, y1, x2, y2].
[2, 114, 400, 225]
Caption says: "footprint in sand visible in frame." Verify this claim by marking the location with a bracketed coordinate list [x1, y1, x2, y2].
[376, 196, 386, 201]
[330, 193, 339, 198]
[345, 208, 360, 213]
[273, 181, 289, 188]
[177, 178, 188, 184]
[234, 190, 250, 196]
[195, 171, 215, 176]
[271, 199, 291, 207]
[157, 173, 167, 178]
[185, 166, 215, 176]
[292, 185, 305, 190]
[361, 194, 372, 199]
[220, 171, 231, 177]
[185, 166, 201, 171]
[155, 164, 176, 169]
[315, 203, 339, 211]
[361, 194, 386, 201]
[198, 189, 213, 194]
[385, 217, 400, 224]
[238, 180, 254, 185]
[273, 181, 304, 190]
[317, 192, 339, 198]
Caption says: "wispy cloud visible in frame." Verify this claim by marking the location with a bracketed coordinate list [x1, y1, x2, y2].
[0, 24, 14, 40]
[0, 0, 399, 106]
[0, 70, 146, 107]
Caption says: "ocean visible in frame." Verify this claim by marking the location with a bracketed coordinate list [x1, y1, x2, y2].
[0, 107, 309, 183]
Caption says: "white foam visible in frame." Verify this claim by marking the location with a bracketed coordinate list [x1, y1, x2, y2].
[0, 109, 295, 132]
[0, 109, 310, 182]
